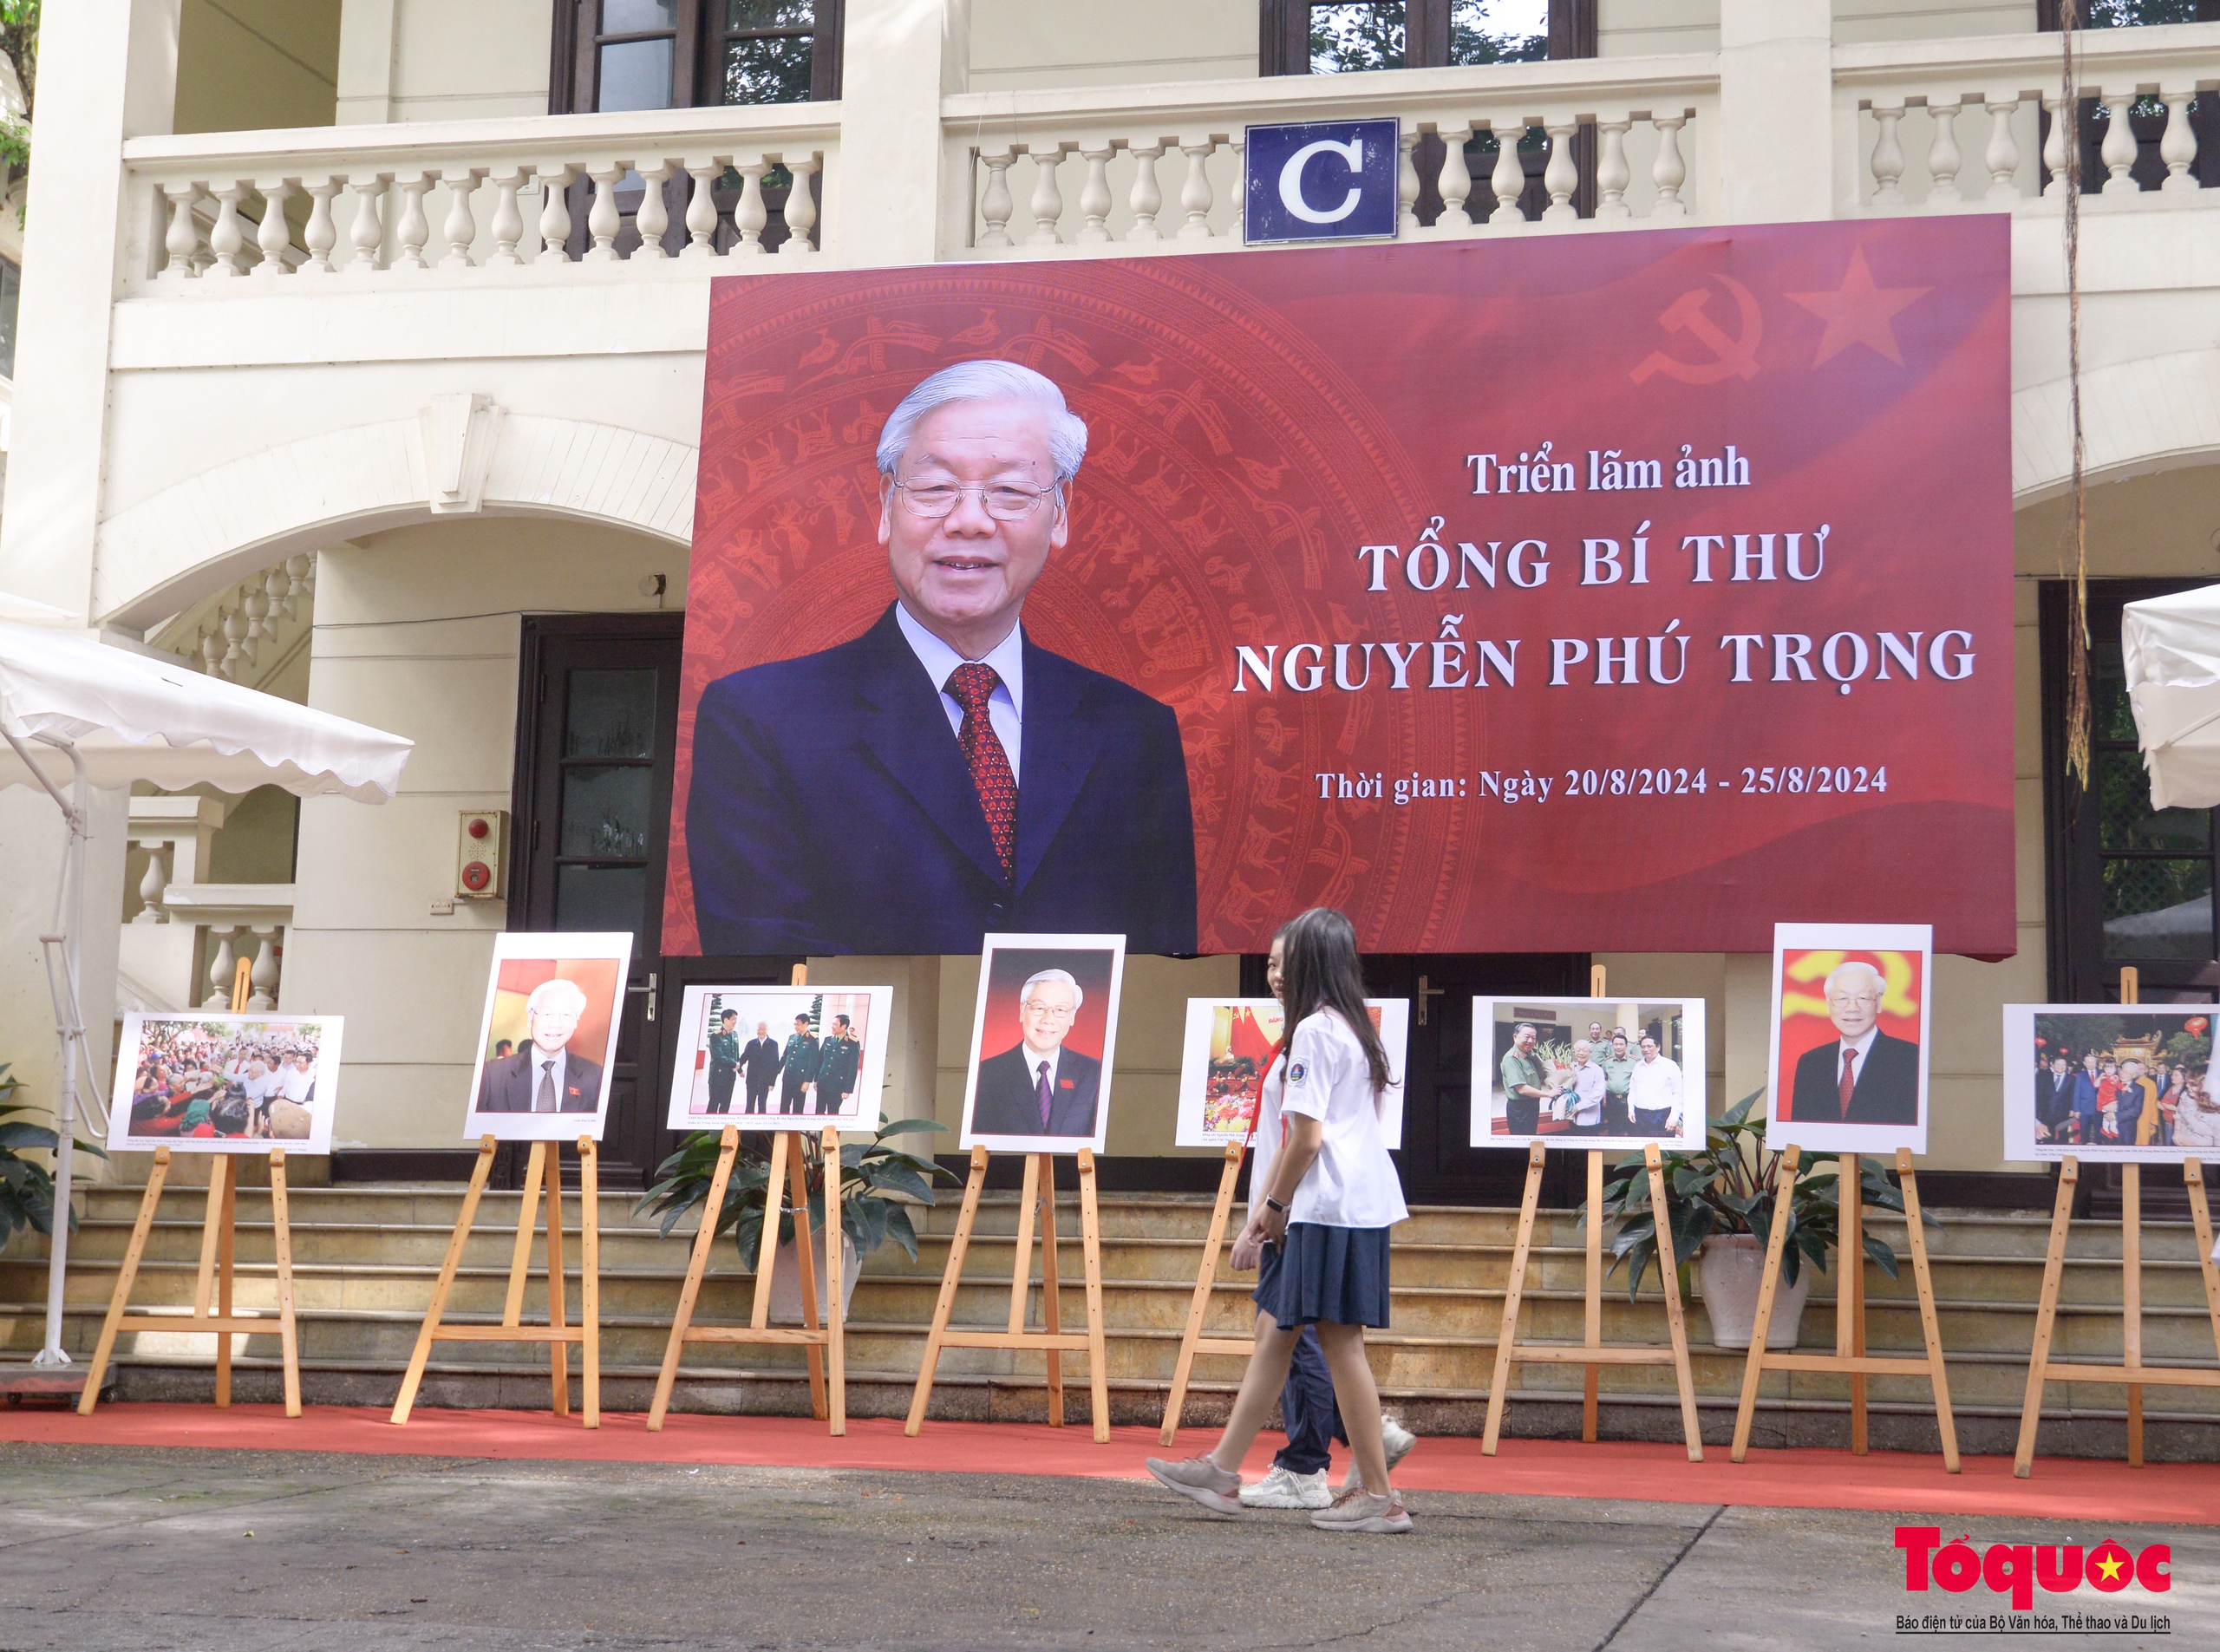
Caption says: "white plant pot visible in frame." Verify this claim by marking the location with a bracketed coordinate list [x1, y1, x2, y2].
[1695, 1233, 1812, 1350]
[766, 1232, 861, 1324]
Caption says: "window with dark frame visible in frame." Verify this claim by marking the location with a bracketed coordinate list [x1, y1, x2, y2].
[553, 0, 842, 116]
[1263, 1, 1578, 76]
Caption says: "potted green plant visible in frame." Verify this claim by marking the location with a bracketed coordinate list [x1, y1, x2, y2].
[637, 1118, 959, 1322]
[1596, 1091, 1935, 1348]
[0, 1063, 108, 1249]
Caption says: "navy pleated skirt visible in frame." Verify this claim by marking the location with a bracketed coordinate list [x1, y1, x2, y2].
[1254, 1222, 1392, 1330]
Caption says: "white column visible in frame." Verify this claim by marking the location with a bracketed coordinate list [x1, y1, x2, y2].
[832, 0, 971, 264]
[1717, 0, 1832, 222]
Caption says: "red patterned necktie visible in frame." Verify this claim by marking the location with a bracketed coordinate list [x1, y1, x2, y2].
[1838, 1047, 1858, 1120]
[945, 662, 1016, 878]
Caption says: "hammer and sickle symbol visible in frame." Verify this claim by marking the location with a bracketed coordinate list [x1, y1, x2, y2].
[1629, 276, 1763, 385]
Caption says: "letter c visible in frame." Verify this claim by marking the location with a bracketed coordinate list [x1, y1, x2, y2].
[1279, 139, 1365, 225]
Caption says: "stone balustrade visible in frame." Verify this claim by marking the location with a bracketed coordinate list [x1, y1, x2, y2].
[160, 885, 296, 1012]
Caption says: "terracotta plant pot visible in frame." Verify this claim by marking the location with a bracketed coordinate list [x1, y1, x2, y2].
[1695, 1233, 1812, 1349]
[766, 1232, 862, 1324]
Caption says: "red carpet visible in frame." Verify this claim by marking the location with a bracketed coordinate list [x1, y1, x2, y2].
[6, 1403, 2214, 1526]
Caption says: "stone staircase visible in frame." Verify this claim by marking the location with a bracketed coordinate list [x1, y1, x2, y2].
[4, 1182, 2217, 1458]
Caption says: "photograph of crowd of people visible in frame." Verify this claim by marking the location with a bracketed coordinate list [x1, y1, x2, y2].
[2004, 1005, 2220, 1162]
[1173, 996, 1409, 1148]
[108, 1013, 340, 1154]
[1471, 998, 1707, 1151]
[465, 935, 630, 1141]
[664, 984, 890, 1133]
[1766, 924, 1931, 1155]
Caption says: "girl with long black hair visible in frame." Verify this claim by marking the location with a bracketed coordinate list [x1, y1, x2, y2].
[1145, 906, 1412, 1533]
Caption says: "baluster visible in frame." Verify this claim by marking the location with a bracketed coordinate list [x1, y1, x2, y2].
[438, 167, 481, 267]
[1651, 114, 1688, 219]
[1926, 98, 1963, 204]
[134, 844, 170, 924]
[160, 183, 201, 280]
[299, 180, 338, 273]
[392, 173, 433, 268]
[634, 161, 672, 259]
[199, 629, 224, 675]
[206, 181, 249, 277]
[219, 608, 249, 677]
[244, 580, 273, 644]
[2042, 95, 2070, 199]
[583, 166, 624, 260]
[976, 148, 1016, 249]
[347, 175, 387, 271]
[251, 179, 291, 276]
[536, 164, 574, 264]
[248, 929, 281, 1011]
[264, 569, 291, 633]
[1126, 143, 1164, 244]
[780, 155, 819, 256]
[1870, 103, 1906, 206]
[682, 162, 722, 258]
[2099, 94, 2139, 193]
[1595, 118, 1632, 223]
[1179, 140, 1217, 241]
[1434, 120, 1474, 229]
[1230, 135, 1245, 239]
[204, 931, 238, 1010]
[1487, 123, 1525, 225]
[1543, 120, 1579, 221]
[284, 554, 315, 614]
[1027, 144, 1067, 246]
[1396, 130, 1420, 234]
[2160, 91, 2197, 193]
[735, 160, 769, 253]
[1984, 99, 2022, 201]
[486, 167, 526, 264]
[1076, 144, 1113, 245]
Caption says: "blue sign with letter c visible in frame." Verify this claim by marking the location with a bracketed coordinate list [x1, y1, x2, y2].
[1244, 118, 1400, 245]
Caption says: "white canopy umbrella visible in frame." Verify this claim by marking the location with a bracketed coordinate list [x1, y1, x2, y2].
[2124, 584, 2220, 811]
[0, 617, 413, 1368]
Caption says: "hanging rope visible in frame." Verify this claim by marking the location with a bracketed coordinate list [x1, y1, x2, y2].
[2062, 1, 2093, 790]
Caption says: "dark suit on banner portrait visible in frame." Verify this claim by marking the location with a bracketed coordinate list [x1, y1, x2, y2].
[477, 1049, 604, 1114]
[1787, 1030, 1922, 1126]
[971, 1044, 1102, 1139]
[687, 606, 1198, 957]
[738, 1035, 781, 1114]
[779, 1030, 823, 1115]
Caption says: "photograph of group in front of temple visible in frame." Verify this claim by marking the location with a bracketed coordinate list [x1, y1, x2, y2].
[1470, 998, 1706, 1151]
[664, 984, 891, 1133]
[108, 1013, 343, 1154]
[1766, 923, 1933, 1155]
[2003, 1004, 2220, 1163]
[1172, 996, 1408, 1148]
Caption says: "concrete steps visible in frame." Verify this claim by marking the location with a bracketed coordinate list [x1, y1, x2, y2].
[3, 1182, 2216, 1456]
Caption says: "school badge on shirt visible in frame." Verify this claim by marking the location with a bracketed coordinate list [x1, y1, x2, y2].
[1288, 1061, 1308, 1086]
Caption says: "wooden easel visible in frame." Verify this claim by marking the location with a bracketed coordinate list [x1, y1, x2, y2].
[2013, 966, 2220, 1476]
[1159, 1138, 1250, 1445]
[391, 1131, 600, 1427]
[1729, 1143, 1958, 1469]
[906, 1145, 1110, 1442]
[80, 957, 302, 1417]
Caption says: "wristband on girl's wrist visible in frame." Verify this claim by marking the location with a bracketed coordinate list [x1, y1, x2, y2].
[1264, 1195, 1287, 1215]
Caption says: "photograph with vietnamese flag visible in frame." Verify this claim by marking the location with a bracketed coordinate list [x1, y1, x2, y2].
[1766, 923, 1932, 1156]
[1173, 998, 1409, 1150]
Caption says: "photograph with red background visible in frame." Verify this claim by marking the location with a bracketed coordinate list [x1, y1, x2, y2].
[482, 957, 620, 1065]
[1775, 946, 1924, 1123]
[975, 947, 1119, 1065]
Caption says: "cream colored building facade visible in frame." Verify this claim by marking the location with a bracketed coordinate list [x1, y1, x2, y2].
[3, 0, 2218, 1196]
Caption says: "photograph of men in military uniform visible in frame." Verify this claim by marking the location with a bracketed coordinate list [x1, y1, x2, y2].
[663, 987, 891, 1133]
[779, 1013, 824, 1115]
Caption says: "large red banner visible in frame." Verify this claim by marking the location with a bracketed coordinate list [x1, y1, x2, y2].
[668, 219, 2013, 958]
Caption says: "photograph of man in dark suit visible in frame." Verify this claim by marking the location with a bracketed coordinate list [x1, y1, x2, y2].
[687, 359, 1198, 957]
[706, 1009, 741, 1114]
[2034, 1053, 2077, 1142]
[779, 1013, 822, 1116]
[739, 1020, 781, 1114]
[970, 970, 1103, 1139]
[478, 977, 604, 1114]
[816, 1013, 862, 1115]
[1786, 961, 1921, 1126]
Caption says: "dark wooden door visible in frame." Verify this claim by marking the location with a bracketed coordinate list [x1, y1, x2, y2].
[511, 614, 686, 1188]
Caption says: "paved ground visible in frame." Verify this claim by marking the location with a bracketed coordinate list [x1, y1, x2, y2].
[0, 1444, 2210, 1650]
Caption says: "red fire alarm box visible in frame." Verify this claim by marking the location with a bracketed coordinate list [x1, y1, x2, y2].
[456, 809, 509, 900]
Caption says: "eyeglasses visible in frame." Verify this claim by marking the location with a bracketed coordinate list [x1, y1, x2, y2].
[892, 479, 1059, 520]
[1022, 1002, 1077, 1020]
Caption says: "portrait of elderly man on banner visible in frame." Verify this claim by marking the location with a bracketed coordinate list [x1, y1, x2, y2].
[960, 934, 1126, 1155]
[1766, 923, 1932, 1156]
[464, 933, 631, 1142]
[684, 360, 1198, 958]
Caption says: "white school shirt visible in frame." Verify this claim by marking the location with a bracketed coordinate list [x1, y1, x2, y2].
[894, 604, 1026, 787]
[1268, 1008, 1408, 1231]
[1626, 1054, 1684, 1126]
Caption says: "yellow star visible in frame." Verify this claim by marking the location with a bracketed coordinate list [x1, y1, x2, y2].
[1786, 247, 1930, 367]
[2094, 1554, 2125, 1583]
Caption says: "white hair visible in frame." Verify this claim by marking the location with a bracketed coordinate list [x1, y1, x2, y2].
[1019, 969, 1084, 1011]
[526, 977, 590, 1019]
[876, 360, 1088, 483]
[1822, 960, 1886, 1001]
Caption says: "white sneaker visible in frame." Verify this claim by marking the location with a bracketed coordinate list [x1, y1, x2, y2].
[1341, 1414, 1417, 1492]
[1144, 1453, 1243, 1516]
[1238, 1465, 1333, 1510]
[1309, 1486, 1412, 1535]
